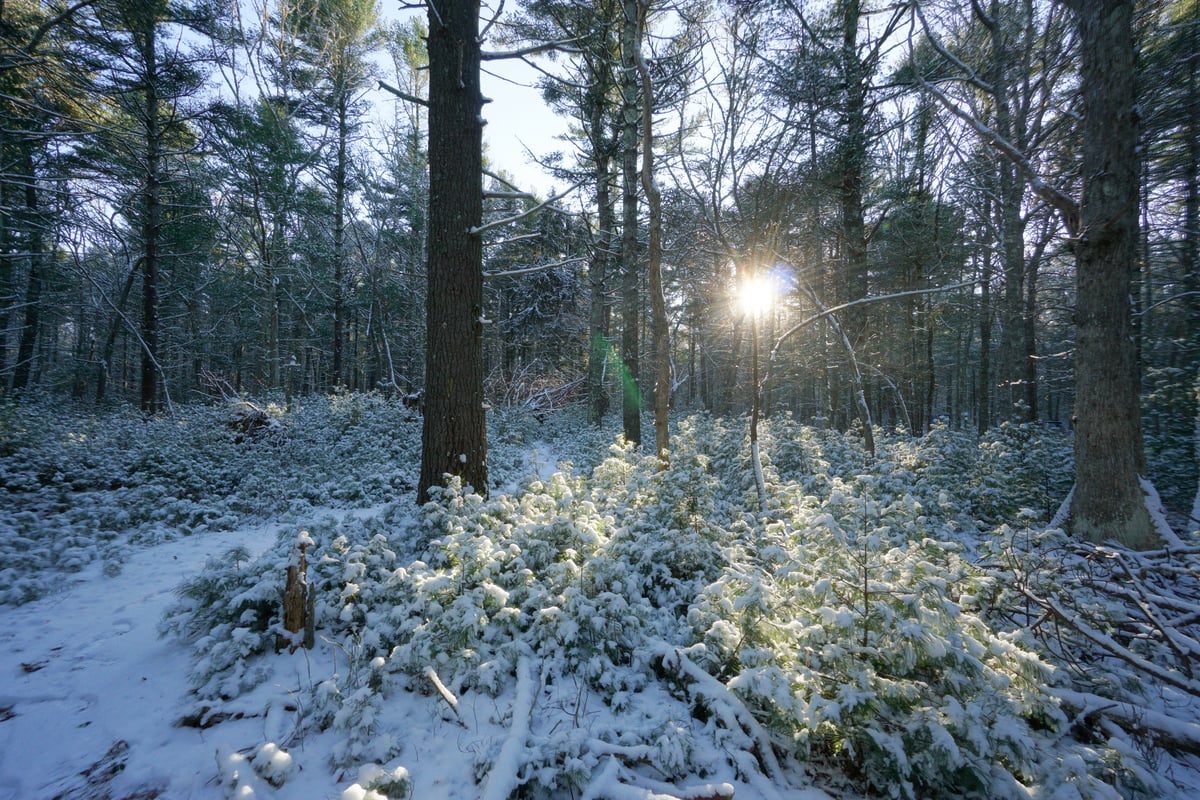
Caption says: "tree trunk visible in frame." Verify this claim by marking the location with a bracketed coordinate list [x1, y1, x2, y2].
[1023, 229, 1052, 421]
[417, 0, 488, 503]
[12, 144, 43, 392]
[588, 130, 613, 426]
[978, 239, 993, 434]
[1071, 0, 1154, 548]
[838, 0, 869, 353]
[984, 0, 1026, 420]
[619, 0, 641, 447]
[634, 2, 669, 462]
[332, 94, 348, 389]
[95, 258, 142, 404]
[139, 16, 161, 414]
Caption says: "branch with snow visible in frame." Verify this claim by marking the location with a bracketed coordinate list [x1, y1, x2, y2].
[647, 641, 784, 782]
[1015, 573, 1200, 698]
[480, 656, 537, 800]
[424, 666, 466, 727]
[469, 180, 585, 236]
[1053, 687, 1200, 756]
[582, 755, 735, 800]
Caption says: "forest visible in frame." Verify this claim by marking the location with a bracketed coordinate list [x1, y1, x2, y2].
[2, 0, 1200, 798]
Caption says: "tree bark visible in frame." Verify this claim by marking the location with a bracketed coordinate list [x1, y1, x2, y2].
[619, 0, 642, 446]
[588, 107, 614, 426]
[332, 93, 348, 389]
[139, 12, 161, 414]
[95, 259, 142, 404]
[838, 0, 869, 352]
[417, 0, 488, 503]
[12, 144, 43, 392]
[634, 1, 669, 462]
[1071, 0, 1154, 547]
[984, 0, 1026, 420]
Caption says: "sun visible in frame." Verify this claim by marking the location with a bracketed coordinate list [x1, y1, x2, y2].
[738, 273, 776, 317]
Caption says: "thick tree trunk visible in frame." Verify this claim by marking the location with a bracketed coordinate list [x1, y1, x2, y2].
[1184, 16, 1200, 343]
[588, 140, 613, 426]
[1072, 0, 1154, 548]
[12, 145, 43, 392]
[417, 0, 487, 503]
[139, 18, 160, 415]
[619, 0, 641, 446]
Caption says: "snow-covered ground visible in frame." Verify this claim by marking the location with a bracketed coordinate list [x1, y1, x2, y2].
[3, 400, 1198, 800]
[0, 523, 286, 798]
[0, 510, 831, 800]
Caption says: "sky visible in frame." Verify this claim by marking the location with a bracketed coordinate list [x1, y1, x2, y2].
[481, 55, 573, 197]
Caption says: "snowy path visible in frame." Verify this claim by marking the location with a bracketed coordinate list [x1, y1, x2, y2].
[0, 523, 283, 799]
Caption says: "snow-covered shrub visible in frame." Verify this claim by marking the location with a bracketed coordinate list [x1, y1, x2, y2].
[149, 403, 1157, 798]
[1, 394, 425, 606]
[250, 741, 294, 787]
[162, 543, 285, 704]
[383, 473, 630, 693]
[971, 422, 1073, 523]
[688, 474, 1117, 800]
[592, 434, 727, 615]
[341, 763, 411, 800]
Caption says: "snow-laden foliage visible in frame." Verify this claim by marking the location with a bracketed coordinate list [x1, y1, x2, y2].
[0, 394, 429, 605]
[689, 475, 1113, 800]
[151, 409, 1189, 799]
[10, 397, 1196, 798]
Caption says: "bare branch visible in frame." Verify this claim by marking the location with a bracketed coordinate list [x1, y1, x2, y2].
[481, 38, 584, 61]
[907, 11, 1081, 233]
[484, 190, 536, 200]
[468, 180, 584, 236]
[378, 80, 429, 107]
[770, 279, 981, 362]
[483, 256, 585, 281]
[912, 2, 994, 94]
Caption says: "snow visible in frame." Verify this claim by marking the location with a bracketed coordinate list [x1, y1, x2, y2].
[479, 656, 535, 800]
[3, 401, 1200, 800]
[0, 523, 281, 799]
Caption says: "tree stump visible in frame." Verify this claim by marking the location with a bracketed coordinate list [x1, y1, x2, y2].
[280, 542, 308, 652]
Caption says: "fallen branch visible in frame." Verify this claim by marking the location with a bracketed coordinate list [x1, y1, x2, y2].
[582, 755, 735, 800]
[1053, 687, 1200, 756]
[480, 656, 537, 800]
[647, 641, 783, 781]
[1014, 579, 1200, 698]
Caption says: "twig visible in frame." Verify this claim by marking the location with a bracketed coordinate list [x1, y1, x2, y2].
[423, 666, 467, 727]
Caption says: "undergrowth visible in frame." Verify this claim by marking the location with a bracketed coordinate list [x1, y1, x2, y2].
[6, 397, 1196, 799]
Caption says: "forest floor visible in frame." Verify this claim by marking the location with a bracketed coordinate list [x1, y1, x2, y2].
[0, 518, 287, 798]
[2, 397, 1199, 800]
[0, 503, 831, 800]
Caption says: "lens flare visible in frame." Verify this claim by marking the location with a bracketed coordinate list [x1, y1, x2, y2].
[739, 273, 776, 317]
